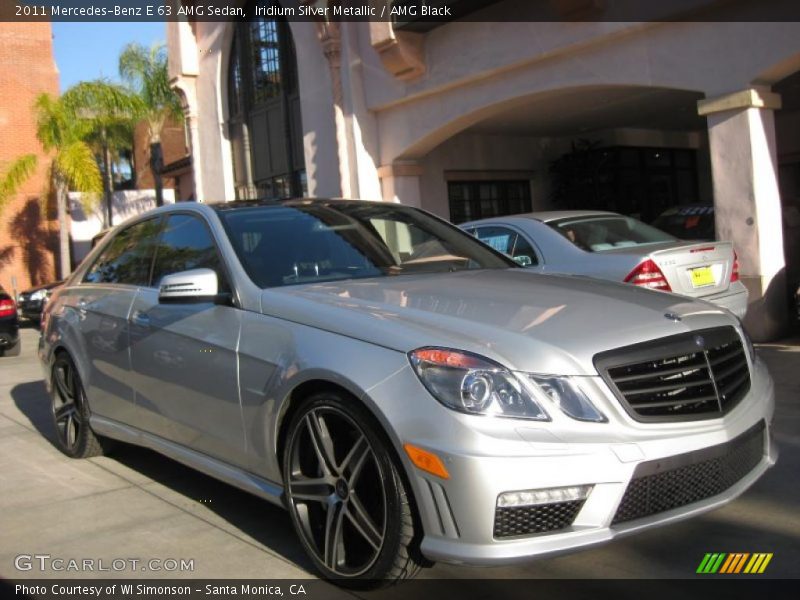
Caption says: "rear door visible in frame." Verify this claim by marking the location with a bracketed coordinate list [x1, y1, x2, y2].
[127, 213, 246, 467]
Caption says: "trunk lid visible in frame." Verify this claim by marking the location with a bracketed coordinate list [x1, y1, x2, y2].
[609, 241, 735, 298]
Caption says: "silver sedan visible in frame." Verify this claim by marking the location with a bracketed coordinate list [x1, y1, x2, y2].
[39, 200, 774, 586]
[461, 211, 748, 319]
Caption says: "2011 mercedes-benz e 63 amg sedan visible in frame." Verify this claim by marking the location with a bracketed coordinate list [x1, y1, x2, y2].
[39, 199, 776, 586]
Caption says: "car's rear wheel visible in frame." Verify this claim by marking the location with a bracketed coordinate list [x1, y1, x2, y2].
[283, 392, 424, 587]
[50, 353, 106, 458]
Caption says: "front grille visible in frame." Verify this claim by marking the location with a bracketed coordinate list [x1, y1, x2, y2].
[595, 326, 750, 422]
[494, 500, 584, 538]
[612, 420, 765, 525]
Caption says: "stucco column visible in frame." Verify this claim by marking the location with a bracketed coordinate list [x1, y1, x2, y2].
[699, 88, 786, 341]
[378, 163, 423, 207]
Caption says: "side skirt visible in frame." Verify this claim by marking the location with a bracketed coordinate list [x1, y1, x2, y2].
[91, 415, 285, 508]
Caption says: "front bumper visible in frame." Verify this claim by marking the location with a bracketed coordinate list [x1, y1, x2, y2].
[399, 358, 776, 566]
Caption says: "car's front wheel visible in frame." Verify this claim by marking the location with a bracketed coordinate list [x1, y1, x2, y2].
[50, 353, 106, 458]
[283, 392, 424, 587]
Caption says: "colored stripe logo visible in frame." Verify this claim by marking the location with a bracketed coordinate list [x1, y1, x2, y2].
[697, 553, 773, 574]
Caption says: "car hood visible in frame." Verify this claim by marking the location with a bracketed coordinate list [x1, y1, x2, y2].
[260, 269, 736, 375]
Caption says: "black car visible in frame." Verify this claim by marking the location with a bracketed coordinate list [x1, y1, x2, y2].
[17, 280, 63, 323]
[651, 204, 716, 240]
[0, 285, 20, 357]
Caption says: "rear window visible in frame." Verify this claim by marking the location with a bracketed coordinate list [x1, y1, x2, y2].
[547, 215, 676, 252]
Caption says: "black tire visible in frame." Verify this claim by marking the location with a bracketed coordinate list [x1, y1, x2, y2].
[282, 392, 424, 588]
[3, 341, 21, 357]
[50, 353, 107, 458]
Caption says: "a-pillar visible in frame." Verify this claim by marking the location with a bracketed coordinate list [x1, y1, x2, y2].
[378, 163, 424, 207]
[699, 87, 787, 341]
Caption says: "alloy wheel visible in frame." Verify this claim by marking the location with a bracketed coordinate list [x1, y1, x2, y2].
[286, 406, 387, 577]
[51, 357, 85, 452]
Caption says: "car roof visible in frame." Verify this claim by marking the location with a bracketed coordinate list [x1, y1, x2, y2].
[208, 198, 384, 212]
[462, 210, 621, 227]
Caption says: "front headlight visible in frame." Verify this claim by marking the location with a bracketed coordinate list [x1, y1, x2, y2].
[30, 289, 47, 301]
[528, 376, 607, 423]
[409, 348, 550, 420]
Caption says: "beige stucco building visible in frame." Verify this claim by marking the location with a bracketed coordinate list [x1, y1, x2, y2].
[167, 0, 800, 341]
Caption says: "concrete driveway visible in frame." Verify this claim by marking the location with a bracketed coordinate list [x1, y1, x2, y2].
[1, 325, 798, 582]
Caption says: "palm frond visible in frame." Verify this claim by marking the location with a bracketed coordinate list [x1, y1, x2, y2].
[34, 93, 68, 150]
[56, 141, 103, 210]
[0, 154, 37, 213]
[119, 41, 184, 143]
[62, 79, 143, 124]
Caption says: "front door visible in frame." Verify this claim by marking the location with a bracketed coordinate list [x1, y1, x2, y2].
[128, 213, 246, 468]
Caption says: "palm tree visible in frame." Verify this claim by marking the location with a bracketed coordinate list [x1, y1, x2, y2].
[61, 80, 140, 227]
[34, 93, 102, 278]
[119, 42, 183, 206]
[0, 154, 37, 215]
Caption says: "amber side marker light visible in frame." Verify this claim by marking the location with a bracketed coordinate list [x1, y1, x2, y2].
[404, 443, 450, 479]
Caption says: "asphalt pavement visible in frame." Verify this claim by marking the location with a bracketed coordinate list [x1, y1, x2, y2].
[1, 324, 798, 584]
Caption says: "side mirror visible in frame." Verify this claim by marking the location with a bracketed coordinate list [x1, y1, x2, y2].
[158, 268, 219, 303]
[513, 255, 533, 267]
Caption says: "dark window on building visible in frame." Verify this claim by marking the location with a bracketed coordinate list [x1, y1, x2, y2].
[448, 180, 532, 224]
[228, 1, 306, 201]
[151, 214, 229, 292]
[550, 146, 699, 223]
[83, 218, 162, 286]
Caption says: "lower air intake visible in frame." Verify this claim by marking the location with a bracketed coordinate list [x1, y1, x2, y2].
[612, 420, 765, 525]
[494, 500, 584, 538]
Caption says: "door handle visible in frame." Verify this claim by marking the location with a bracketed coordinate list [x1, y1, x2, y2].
[131, 311, 150, 327]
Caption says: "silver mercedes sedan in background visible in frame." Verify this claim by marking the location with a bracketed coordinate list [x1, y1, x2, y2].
[39, 200, 775, 586]
[461, 211, 749, 319]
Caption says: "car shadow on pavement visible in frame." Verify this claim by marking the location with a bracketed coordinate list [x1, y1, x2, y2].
[10, 380, 315, 575]
[11, 380, 58, 445]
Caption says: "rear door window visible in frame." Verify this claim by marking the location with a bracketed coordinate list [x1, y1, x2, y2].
[475, 226, 539, 266]
[83, 218, 162, 286]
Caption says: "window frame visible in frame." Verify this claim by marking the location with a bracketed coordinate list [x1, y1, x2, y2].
[447, 180, 533, 224]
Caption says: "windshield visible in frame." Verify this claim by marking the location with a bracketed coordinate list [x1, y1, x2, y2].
[217, 202, 516, 288]
[546, 215, 677, 252]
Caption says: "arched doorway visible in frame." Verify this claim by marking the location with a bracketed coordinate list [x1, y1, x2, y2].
[228, 0, 306, 200]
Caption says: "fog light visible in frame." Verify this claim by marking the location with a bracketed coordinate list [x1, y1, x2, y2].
[497, 485, 592, 507]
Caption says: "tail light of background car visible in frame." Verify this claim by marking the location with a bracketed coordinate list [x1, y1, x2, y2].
[732, 251, 740, 282]
[0, 298, 16, 318]
[624, 259, 672, 291]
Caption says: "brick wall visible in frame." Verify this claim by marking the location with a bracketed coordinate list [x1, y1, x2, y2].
[0, 22, 60, 295]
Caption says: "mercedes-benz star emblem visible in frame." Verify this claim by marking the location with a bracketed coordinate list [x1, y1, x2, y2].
[694, 335, 706, 348]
